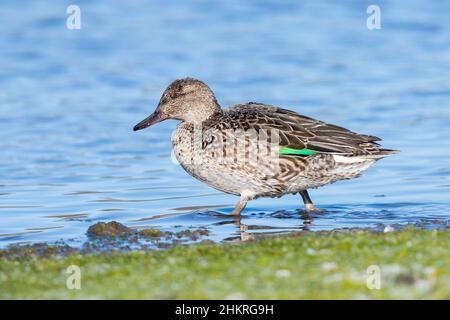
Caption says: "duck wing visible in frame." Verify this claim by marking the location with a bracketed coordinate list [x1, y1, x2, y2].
[226, 103, 397, 157]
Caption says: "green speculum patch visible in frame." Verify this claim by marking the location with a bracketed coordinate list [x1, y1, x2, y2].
[278, 147, 318, 156]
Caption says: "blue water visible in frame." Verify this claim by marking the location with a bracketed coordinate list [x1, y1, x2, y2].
[0, 0, 449, 248]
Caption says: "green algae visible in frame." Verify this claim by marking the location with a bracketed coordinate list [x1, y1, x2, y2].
[0, 228, 448, 299]
[138, 229, 165, 238]
[87, 221, 133, 238]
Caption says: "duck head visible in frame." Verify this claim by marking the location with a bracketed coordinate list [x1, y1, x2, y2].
[133, 78, 222, 131]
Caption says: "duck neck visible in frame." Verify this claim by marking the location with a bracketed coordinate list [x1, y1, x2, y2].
[184, 100, 222, 125]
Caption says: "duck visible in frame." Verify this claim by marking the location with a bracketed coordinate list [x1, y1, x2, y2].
[133, 78, 397, 215]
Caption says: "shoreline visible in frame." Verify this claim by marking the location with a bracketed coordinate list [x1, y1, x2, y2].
[1, 227, 448, 299]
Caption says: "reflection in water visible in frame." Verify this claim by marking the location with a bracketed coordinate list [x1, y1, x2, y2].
[224, 210, 316, 243]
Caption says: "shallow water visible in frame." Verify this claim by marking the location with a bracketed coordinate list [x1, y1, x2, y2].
[0, 0, 449, 248]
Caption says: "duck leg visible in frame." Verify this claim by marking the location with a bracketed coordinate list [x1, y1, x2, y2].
[231, 195, 249, 215]
[300, 190, 320, 212]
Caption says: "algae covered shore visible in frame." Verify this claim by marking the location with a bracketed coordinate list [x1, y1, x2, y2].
[0, 227, 448, 299]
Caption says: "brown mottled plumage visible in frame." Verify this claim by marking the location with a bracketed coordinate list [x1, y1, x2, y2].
[134, 78, 397, 214]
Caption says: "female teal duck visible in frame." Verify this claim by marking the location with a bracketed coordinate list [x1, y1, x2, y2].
[134, 78, 397, 215]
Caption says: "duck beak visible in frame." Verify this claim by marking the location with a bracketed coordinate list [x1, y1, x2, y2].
[133, 110, 164, 131]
